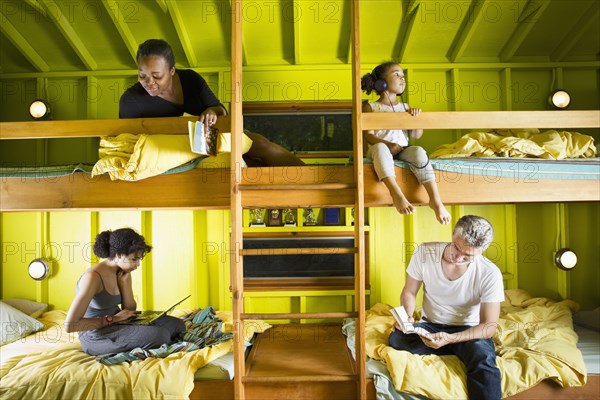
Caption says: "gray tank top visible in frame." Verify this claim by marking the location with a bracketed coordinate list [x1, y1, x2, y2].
[79, 270, 121, 318]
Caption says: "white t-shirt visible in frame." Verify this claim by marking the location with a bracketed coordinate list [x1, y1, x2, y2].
[368, 102, 410, 147]
[407, 242, 505, 326]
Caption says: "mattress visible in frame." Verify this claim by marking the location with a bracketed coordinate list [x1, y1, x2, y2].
[389, 157, 600, 180]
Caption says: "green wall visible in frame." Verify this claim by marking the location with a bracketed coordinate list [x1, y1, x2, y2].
[1, 62, 599, 312]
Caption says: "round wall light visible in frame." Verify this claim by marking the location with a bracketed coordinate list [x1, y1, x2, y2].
[28, 258, 51, 280]
[555, 248, 578, 270]
[29, 100, 51, 120]
[549, 90, 571, 109]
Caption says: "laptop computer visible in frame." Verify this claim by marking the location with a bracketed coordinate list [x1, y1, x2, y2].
[118, 295, 191, 325]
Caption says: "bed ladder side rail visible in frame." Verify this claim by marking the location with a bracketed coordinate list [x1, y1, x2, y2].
[230, 1, 245, 399]
[351, 1, 367, 398]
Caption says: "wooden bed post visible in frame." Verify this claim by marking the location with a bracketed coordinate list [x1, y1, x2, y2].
[230, 0, 245, 399]
[351, 0, 367, 398]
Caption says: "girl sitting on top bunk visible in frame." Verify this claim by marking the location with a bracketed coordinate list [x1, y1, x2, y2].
[361, 62, 451, 224]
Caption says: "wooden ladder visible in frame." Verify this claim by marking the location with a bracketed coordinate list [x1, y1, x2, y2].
[229, 1, 366, 398]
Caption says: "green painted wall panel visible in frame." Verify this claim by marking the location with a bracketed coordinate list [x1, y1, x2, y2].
[1, 213, 40, 300]
[567, 202, 600, 310]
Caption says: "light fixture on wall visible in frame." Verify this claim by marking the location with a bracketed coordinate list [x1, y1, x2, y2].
[549, 90, 571, 109]
[555, 248, 578, 270]
[29, 100, 51, 120]
[28, 258, 51, 280]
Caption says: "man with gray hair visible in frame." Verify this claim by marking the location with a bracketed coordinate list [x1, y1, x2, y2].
[389, 215, 504, 400]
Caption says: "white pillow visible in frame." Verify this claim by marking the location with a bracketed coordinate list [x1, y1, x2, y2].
[0, 301, 44, 345]
[2, 298, 48, 318]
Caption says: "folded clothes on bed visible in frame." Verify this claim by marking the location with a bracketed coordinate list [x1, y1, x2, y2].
[430, 129, 596, 159]
[96, 307, 232, 365]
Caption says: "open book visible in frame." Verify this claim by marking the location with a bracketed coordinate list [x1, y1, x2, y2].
[390, 305, 435, 340]
[189, 121, 219, 156]
[118, 295, 191, 325]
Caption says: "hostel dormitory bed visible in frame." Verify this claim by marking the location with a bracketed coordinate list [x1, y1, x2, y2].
[0, 300, 270, 399]
[0, 110, 599, 212]
[343, 290, 600, 400]
[0, 109, 599, 400]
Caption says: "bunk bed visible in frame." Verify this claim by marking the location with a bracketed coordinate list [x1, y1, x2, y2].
[2, 0, 599, 398]
[1, 110, 598, 212]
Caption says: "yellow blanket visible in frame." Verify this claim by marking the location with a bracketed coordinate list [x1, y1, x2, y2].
[0, 310, 270, 400]
[366, 290, 586, 399]
[92, 133, 253, 181]
[430, 129, 597, 159]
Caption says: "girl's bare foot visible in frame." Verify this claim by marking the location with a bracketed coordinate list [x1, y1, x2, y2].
[430, 200, 451, 224]
[393, 194, 415, 215]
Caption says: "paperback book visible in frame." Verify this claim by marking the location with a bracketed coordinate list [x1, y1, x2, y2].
[390, 305, 435, 340]
[189, 121, 219, 156]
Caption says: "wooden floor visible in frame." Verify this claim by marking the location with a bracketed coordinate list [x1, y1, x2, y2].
[191, 323, 375, 400]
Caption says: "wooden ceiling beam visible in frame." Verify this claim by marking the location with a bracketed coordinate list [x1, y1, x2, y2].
[393, 0, 421, 63]
[154, 0, 168, 14]
[101, 0, 138, 64]
[166, 1, 197, 67]
[0, 11, 50, 72]
[449, 0, 489, 62]
[500, 0, 550, 62]
[551, 3, 599, 62]
[33, 0, 97, 70]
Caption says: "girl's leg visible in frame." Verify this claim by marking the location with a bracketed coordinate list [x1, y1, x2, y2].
[368, 143, 415, 215]
[399, 146, 450, 224]
[243, 131, 305, 166]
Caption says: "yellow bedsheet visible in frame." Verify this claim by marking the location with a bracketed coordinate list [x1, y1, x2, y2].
[92, 133, 253, 181]
[0, 310, 270, 400]
[366, 289, 586, 399]
[430, 129, 597, 159]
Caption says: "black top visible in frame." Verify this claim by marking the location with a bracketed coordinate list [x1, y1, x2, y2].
[119, 69, 225, 118]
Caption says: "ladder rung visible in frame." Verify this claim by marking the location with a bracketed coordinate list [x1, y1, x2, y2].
[242, 374, 358, 383]
[238, 183, 355, 191]
[241, 247, 356, 256]
[241, 312, 358, 320]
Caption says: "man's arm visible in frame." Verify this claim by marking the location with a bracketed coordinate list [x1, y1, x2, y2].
[400, 275, 422, 324]
[424, 302, 501, 348]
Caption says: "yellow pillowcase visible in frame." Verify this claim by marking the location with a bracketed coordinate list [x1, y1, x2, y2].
[217, 132, 253, 154]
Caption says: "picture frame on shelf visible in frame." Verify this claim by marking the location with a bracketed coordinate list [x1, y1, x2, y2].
[323, 208, 340, 225]
[268, 209, 283, 226]
[249, 208, 266, 227]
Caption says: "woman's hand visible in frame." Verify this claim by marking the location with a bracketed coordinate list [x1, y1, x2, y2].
[200, 109, 218, 127]
[408, 107, 421, 116]
[116, 268, 131, 289]
[113, 308, 139, 323]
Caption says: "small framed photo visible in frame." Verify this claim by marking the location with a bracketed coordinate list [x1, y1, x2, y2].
[323, 208, 340, 225]
[267, 209, 283, 226]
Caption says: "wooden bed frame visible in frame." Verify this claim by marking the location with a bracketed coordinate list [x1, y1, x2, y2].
[1, 110, 598, 212]
[1, 111, 598, 399]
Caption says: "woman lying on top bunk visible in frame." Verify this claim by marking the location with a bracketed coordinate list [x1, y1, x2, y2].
[120, 38, 304, 167]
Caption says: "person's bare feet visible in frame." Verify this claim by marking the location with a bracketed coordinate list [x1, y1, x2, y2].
[430, 200, 451, 224]
[392, 193, 415, 215]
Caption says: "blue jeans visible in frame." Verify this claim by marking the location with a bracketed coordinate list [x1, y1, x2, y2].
[388, 320, 501, 400]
